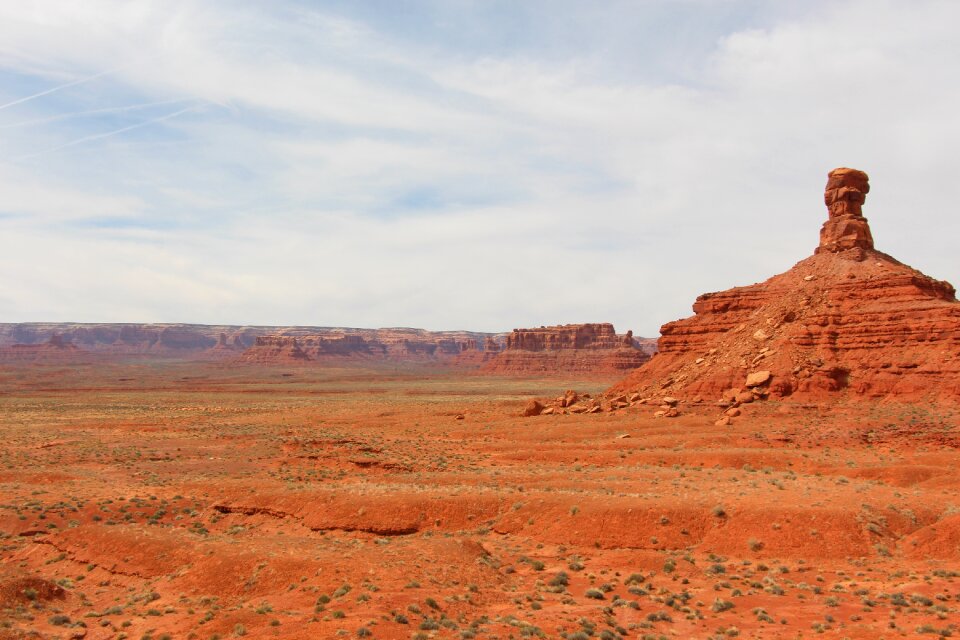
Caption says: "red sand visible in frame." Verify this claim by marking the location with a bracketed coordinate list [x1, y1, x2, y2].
[2, 359, 959, 639]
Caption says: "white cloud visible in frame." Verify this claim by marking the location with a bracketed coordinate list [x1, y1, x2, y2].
[0, 166, 143, 221]
[0, 0, 958, 334]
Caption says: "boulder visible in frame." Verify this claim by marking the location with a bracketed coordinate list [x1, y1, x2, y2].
[522, 400, 544, 417]
[745, 371, 772, 387]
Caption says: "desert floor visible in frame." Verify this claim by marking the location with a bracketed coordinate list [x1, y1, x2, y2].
[1, 361, 959, 639]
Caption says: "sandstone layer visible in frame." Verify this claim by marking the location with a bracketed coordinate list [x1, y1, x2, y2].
[482, 323, 651, 375]
[610, 168, 959, 402]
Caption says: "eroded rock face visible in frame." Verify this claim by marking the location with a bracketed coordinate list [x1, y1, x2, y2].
[483, 323, 650, 375]
[610, 168, 960, 402]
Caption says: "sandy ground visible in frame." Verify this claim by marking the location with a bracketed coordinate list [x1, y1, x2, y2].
[1, 360, 959, 639]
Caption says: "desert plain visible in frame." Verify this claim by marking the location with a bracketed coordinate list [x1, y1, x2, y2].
[2, 358, 959, 640]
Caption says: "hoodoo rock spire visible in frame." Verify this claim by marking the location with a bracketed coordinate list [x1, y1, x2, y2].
[816, 167, 875, 256]
[607, 166, 960, 403]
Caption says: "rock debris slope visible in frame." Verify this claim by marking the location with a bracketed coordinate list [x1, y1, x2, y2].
[610, 168, 959, 402]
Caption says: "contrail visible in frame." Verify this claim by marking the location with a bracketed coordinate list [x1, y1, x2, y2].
[0, 67, 117, 112]
[0, 99, 191, 129]
[14, 103, 205, 161]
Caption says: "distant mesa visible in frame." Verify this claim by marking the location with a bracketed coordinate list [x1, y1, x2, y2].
[479, 323, 652, 375]
[0, 321, 657, 374]
[234, 323, 654, 374]
[237, 329, 502, 364]
[0, 324, 499, 364]
[0, 323, 246, 355]
[0, 334, 84, 362]
[239, 336, 312, 363]
[609, 167, 960, 403]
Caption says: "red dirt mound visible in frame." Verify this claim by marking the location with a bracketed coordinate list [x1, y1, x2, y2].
[0, 575, 66, 607]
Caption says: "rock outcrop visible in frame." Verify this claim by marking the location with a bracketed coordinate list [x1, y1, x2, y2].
[482, 323, 650, 375]
[609, 168, 960, 402]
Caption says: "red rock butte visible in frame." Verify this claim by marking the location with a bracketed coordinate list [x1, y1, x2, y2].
[610, 167, 960, 402]
[480, 323, 651, 375]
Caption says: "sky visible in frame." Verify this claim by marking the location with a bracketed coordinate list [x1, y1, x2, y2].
[0, 0, 958, 335]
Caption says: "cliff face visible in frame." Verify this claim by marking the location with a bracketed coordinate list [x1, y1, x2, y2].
[482, 323, 650, 375]
[610, 168, 960, 402]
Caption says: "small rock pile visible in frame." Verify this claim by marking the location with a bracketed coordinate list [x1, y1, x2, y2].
[713, 370, 772, 425]
[522, 389, 682, 417]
